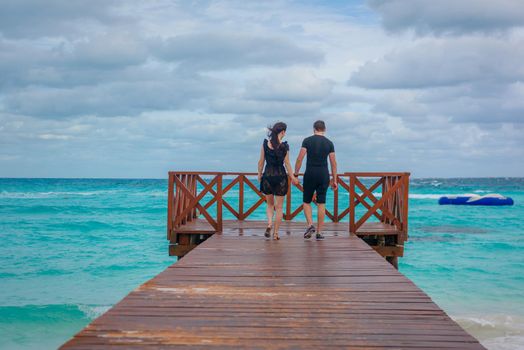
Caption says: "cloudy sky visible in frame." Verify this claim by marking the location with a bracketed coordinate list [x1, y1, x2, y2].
[1, 0, 523, 178]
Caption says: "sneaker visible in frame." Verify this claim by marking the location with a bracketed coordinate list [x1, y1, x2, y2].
[316, 232, 325, 240]
[304, 225, 316, 239]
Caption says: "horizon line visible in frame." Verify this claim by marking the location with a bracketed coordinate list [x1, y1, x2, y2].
[1, 176, 523, 180]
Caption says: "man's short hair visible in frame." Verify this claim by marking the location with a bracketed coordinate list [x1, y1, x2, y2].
[313, 120, 326, 131]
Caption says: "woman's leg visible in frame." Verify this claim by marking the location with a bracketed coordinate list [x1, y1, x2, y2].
[273, 195, 285, 239]
[265, 194, 275, 228]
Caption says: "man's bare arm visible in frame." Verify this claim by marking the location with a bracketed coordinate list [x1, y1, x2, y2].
[294, 147, 307, 175]
[329, 152, 338, 190]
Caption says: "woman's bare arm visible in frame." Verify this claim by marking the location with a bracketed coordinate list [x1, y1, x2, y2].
[257, 145, 265, 182]
[285, 153, 298, 185]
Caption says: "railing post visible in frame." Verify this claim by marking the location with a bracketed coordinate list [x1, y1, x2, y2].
[167, 172, 174, 240]
[379, 176, 385, 223]
[192, 175, 198, 219]
[285, 176, 292, 220]
[217, 174, 223, 232]
[349, 174, 355, 235]
[239, 175, 244, 220]
[187, 175, 195, 223]
[382, 175, 391, 225]
[402, 174, 410, 241]
[333, 180, 339, 222]
[181, 174, 187, 226]
[174, 174, 181, 229]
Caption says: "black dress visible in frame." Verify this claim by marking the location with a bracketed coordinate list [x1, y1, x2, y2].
[260, 139, 289, 196]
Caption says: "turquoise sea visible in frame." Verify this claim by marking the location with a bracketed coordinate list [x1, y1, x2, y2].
[1, 178, 523, 349]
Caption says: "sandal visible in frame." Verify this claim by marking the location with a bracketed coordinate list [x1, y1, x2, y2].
[273, 232, 280, 240]
[264, 226, 271, 238]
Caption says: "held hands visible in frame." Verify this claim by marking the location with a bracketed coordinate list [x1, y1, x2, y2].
[290, 175, 299, 186]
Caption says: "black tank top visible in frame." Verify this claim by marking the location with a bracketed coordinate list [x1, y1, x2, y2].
[263, 139, 289, 176]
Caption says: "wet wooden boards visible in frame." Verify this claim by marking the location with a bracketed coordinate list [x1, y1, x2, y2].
[61, 226, 485, 349]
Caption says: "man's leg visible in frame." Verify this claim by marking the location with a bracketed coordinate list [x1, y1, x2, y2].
[317, 203, 325, 234]
[303, 202, 313, 227]
[315, 177, 329, 240]
[302, 172, 316, 239]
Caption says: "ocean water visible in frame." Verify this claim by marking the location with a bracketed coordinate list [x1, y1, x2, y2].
[0, 178, 523, 349]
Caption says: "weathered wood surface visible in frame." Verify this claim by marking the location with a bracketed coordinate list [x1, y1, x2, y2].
[171, 219, 400, 235]
[61, 223, 485, 349]
[170, 220, 405, 260]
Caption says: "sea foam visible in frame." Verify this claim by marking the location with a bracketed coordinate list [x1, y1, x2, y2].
[454, 314, 524, 350]
[77, 304, 111, 319]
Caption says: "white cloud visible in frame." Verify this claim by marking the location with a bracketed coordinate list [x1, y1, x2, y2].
[350, 36, 524, 89]
[68, 32, 149, 69]
[3, 74, 224, 118]
[152, 32, 323, 72]
[244, 68, 333, 102]
[369, 0, 524, 35]
[348, 34, 524, 124]
[0, 0, 522, 177]
[0, 0, 123, 38]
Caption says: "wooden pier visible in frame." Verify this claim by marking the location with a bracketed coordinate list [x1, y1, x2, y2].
[60, 171, 486, 349]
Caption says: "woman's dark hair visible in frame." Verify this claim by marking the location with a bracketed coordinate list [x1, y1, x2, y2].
[267, 122, 287, 150]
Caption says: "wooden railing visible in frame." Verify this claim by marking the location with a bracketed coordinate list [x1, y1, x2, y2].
[347, 173, 409, 244]
[167, 171, 409, 238]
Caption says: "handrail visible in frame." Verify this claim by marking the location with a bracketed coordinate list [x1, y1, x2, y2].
[346, 173, 410, 243]
[169, 171, 409, 176]
[168, 171, 410, 243]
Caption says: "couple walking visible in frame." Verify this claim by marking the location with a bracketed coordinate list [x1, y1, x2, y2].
[257, 120, 337, 240]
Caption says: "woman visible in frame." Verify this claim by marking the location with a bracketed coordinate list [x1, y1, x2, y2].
[258, 122, 298, 240]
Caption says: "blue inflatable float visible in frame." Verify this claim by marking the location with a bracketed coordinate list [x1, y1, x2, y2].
[438, 194, 514, 206]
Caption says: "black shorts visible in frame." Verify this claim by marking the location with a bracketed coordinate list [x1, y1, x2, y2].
[260, 175, 288, 197]
[303, 167, 329, 204]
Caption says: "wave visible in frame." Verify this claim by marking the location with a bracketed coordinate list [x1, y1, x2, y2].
[418, 225, 488, 234]
[359, 193, 454, 199]
[0, 190, 120, 199]
[409, 193, 447, 199]
[453, 314, 524, 350]
[0, 303, 111, 321]
[351, 192, 447, 199]
[130, 190, 167, 197]
[408, 193, 499, 199]
[77, 304, 111, 319]
[0, 189, 170, 199]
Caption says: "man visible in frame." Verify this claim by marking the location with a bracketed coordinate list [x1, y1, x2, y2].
[294, 120, 337, 240]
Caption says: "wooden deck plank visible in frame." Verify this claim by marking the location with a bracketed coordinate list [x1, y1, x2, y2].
[173, 220, 400, 236]
[61, 221, 485, 349]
